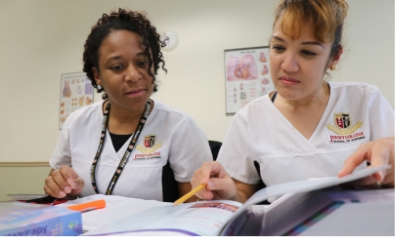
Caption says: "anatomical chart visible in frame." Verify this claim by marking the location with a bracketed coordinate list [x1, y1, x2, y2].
[225, 47, 274, 115]
[59, 72, 94, 129]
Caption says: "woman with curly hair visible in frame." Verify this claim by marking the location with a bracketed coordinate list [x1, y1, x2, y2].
[44, 8, 212, 202]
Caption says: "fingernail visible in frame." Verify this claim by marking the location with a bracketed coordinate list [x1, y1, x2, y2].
[64, 186, 71, 193]
[337, 168, 345, 177]
[207, 181, 214, 189]
[58, 191, 66, 197]
[378, 171, 385, 182]
[337, 169, 344, 177]
[68, 178, 76, 188]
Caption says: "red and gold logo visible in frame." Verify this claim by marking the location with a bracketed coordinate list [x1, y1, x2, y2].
[136, 135, 162, 154]
[327, 113, 365, 143]
[144, 135, 156, 148]
[334, 113, 351, 129]
[327, 113, 362, 135]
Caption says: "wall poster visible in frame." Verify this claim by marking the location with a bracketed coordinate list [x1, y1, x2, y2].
[224, 46, 274, 115]
[59, 72, 94, 129]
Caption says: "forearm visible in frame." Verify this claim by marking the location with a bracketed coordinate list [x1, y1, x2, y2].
[234, 190, 252, 203]
[233, 179, 260, 203]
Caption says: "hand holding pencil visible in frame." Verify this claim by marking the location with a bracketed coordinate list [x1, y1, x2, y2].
[188, 161, 239, 202]
[173, 184, 206, 206]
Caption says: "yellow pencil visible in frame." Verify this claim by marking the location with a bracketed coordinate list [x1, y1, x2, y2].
[173, 184, 206, 206]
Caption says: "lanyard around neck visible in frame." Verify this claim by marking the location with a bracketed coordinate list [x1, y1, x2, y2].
[90, 100, 151, 195]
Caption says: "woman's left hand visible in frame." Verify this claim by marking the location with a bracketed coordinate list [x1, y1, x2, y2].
[338, 137, 394, 187]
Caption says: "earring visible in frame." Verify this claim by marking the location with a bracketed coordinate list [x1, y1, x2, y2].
[97, 85, 102, 90]
[330, 64, 336, 70]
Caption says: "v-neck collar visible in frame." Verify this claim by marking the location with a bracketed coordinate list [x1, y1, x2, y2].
[267, 82, 333, 144]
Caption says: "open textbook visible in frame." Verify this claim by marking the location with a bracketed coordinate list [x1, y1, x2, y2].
[82, 165, 391, 236]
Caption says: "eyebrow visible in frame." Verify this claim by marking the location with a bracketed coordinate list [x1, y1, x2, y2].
[105, 56, 121, 63]
[272, 36, 325, 48]
[104, 52, 148, 63]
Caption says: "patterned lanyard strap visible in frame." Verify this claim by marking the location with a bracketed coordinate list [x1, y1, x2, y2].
[90, 100, 151, 195]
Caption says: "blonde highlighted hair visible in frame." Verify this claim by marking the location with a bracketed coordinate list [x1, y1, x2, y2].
[274, 0, 348, 57]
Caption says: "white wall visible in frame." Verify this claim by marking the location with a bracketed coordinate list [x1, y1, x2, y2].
[0, 0, 393, 162]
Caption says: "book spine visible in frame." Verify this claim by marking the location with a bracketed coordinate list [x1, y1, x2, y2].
[0, 211, 82, 236]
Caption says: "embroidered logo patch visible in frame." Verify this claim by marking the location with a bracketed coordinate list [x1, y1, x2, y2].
[144, 135, 156, 148]
[327, 113, 363, 135]
[135, 135, 162, 157]
[326, 113, 365, 143]
[334, 113, 351, 129]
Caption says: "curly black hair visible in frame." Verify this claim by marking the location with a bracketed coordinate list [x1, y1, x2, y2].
[83, 8, 167, 98]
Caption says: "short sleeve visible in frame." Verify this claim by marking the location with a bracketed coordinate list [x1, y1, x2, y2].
[217, 113, 261, 185]
[49, 115, 73, 169]
[168, 118, 212, 182]
[367, 86, 395, 140]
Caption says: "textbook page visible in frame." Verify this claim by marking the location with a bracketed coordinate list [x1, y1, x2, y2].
[84, 200, 243, 236]
[57, 194, 169, 231]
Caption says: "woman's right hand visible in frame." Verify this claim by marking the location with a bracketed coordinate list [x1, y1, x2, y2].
[44, 166, 84, 199]
[191, 161, 238, 201]
[338, 137, 394, 187]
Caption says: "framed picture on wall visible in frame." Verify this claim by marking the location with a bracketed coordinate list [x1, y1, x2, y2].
[59, 72, 94, 129]
[224, 46, 274, 115]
